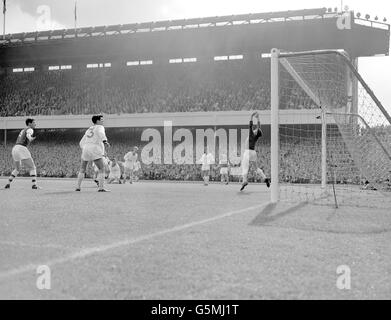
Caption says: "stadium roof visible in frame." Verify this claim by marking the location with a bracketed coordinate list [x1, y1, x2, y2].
[0, 8, 389, 66]
[2, 7, 387, 44]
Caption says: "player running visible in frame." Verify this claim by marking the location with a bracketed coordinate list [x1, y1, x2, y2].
[124, 147, 139, 184]
[76, 114, 111, 192]
[240, 112, 270, 191]
[198, 147, 215, 186]
[218, 153, 230, 185]
[4, 118, 40, 190]
[132, 160, 141, 182]
[107, 157, 122, 184]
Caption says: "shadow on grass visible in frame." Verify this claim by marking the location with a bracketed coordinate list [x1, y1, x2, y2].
[250, 202, 309, 226]
[237, 190, 268, 196]
[250, 202, 391, 235]
[42, 191, 82, 195]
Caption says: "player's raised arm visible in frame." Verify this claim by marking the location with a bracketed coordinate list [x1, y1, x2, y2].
[255, 112, 263, 137]
[249, 111, 259, 130]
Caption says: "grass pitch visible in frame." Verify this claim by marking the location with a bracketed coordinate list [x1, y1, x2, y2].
[0, 178, 390, 299]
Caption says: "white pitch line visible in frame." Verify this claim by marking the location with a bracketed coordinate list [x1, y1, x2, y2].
[0, 202, 270, 282]
[0, 241, 73, 250]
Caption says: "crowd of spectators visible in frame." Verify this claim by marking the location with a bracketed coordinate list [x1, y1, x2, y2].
[0, 61, 321, 117]
[0, 141, 262, 182]
[0, 131, 363, 184]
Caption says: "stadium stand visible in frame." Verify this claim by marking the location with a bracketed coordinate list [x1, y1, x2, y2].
[0, 60, 318, 117]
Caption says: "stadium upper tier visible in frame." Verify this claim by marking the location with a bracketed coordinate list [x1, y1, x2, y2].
[0, 60, 323, 117]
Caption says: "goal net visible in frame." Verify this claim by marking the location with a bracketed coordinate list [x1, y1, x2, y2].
[270, 49, 391, 208]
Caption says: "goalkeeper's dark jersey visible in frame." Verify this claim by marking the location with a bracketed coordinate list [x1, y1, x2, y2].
[249, 121, 262, 150]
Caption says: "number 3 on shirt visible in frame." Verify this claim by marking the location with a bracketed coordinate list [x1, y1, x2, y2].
[86, 128, 94, 138]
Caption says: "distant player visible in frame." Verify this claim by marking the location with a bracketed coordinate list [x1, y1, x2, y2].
[107, 157, 122, 184]
[124, 147, 139, 184]
[76, 114, 110, 192]
[133, 160, 141, 182]
[218, 153, 230, 185]
[116, 160, 125, 182]
[198, 147, 215, 186]
[4, 118, 40, 190]
[103, 155, 111, 178]
[362, 180, 377, 191]
[240, 112, 270, 191]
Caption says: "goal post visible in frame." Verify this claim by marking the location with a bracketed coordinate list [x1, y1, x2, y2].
[269, 48, 391, 208]
[270, 48, 279, 203]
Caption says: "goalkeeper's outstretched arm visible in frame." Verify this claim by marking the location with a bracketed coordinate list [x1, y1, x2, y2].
[257, 118, 263, 137]
[253, 111, 263, 136]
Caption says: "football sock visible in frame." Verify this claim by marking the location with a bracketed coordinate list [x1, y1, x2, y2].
[30, 169, 37, 186]
[77, 172, 85, 188]
[98, 172, 105, 189]
[8, 169, 19, 184]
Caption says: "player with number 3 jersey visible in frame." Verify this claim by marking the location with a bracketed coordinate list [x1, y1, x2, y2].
[76, 114, 111, 192]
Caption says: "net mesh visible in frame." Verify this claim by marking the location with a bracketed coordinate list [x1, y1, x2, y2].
[277, 51, 391, 208]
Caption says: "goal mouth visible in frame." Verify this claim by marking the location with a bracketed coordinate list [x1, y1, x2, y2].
[270, 48, 391, 209]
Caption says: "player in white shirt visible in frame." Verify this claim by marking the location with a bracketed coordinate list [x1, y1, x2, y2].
[4, 118, 40, 190]
[116, 160, 125, 182]
[133, 160, 141, 182]
[76, 115, 111, 192]
[218, 153, 231, 185]
[124, 147, 139, 184]
[107, 158, 122, 184]
[103, 155, 111, 178]
[198, 148, 215, 186]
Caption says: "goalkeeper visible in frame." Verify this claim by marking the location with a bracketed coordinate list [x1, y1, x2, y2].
[240, 112, 271, 191]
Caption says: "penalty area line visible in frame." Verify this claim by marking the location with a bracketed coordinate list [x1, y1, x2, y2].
[0, 202, 271, 282]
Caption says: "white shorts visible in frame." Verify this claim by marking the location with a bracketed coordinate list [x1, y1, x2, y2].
[109, 171, 121, 179]
[241, 149, 257, 176]
[124, 163, 135, 171]
[220, 167, 229, 175]
[12, 145, 32, 162]
[81, 144, 104, 162]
